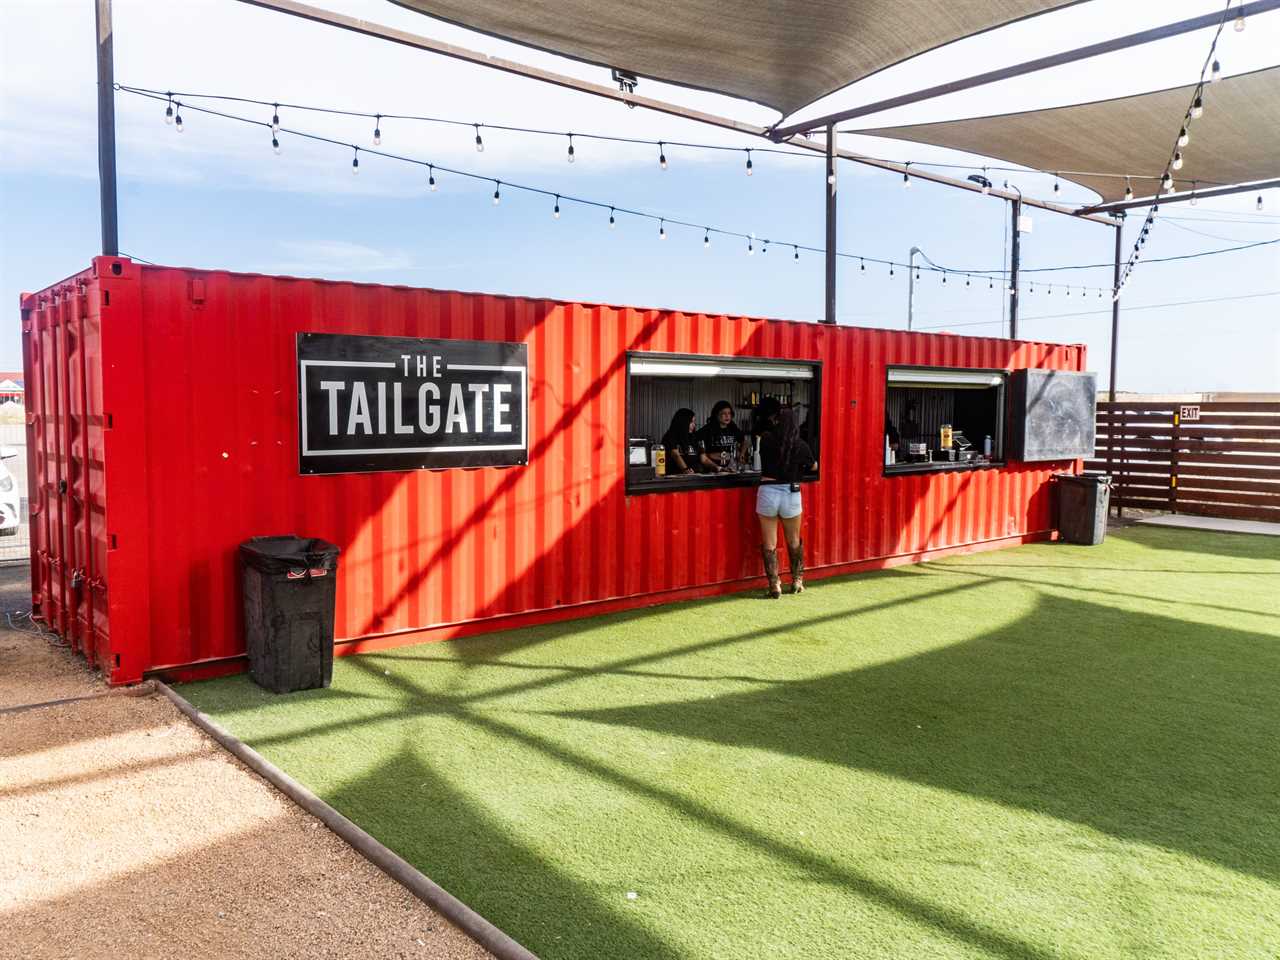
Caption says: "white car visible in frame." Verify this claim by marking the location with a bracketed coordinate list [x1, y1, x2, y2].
[0, 447, 20, 536]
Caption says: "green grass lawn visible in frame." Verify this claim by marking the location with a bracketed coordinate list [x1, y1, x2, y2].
[186, 527, 1280, 960]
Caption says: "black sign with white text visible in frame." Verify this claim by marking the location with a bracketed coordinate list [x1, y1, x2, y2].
[298, 332, 528, 475]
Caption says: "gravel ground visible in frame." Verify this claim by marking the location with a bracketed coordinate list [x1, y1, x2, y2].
[0, 566, 496, 960]
[0, 563, 103, 709]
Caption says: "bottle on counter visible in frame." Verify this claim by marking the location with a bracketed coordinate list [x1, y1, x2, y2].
[983, 435, 993, 457]
[654, 444, 667, 477]
[940, 423, 953, 450]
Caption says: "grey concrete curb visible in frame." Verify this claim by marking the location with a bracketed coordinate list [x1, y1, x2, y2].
[0, 680, 157, 716]
[155, 681, 539, 960]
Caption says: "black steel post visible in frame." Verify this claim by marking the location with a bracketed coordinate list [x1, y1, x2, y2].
[823, 123, 837, 325]
[96, 0, 119, 256]
[1008, 198, 1021, 339]
[1109, 216, 1123, 402]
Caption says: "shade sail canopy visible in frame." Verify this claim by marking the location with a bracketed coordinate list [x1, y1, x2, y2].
[390, 0, 1081, 117]
[853, 66, 1280, 203]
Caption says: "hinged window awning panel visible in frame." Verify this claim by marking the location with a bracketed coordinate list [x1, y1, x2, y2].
[854, 66, 1280, 203]
[389, 0, 1080, 117]
[631, 357, 814, 380]
[888, 368, 1004, 388]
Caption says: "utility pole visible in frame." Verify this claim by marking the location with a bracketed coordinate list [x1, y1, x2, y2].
[906, 246, 922, 331]
[823, 123, 837, 324]
[96, 0, 119, 256]
[1109, 214, 1124, 402]
[1009, 197, 1022, 339]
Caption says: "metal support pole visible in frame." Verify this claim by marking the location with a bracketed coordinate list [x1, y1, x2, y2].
[823, 123, 837, 325]
[906, 247, 921, 331]
[96, 0, 119, 256]
[1009, 198, 1021, 340]
[1109, 217, 1123, 402]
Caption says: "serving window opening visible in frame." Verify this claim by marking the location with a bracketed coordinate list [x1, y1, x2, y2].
[626, 353, 821, 493]
[884, 367, 1006, 474]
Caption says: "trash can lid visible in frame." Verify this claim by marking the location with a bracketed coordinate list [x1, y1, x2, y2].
[240, 535, 340, 573]
[1055, 473, 1111, 486]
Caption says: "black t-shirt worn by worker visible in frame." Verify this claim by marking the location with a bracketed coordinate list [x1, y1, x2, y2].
[697, 421, 745, 464]
[760, 434, 815, 484]
[663, 431, 702, 474]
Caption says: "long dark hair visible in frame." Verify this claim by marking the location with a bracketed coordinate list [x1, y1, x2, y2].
[663, 408, 696, 445]
[774, 407, 801, 470]
[708, 400, 734, 426]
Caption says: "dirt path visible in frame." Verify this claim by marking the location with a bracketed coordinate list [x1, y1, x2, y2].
[0, 567, 495, 960]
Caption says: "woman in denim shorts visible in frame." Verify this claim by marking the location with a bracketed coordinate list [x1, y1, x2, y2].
[755, 402, 816, 598]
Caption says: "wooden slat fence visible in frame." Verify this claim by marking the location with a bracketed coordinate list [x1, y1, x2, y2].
[1085, 401, 1280, 522]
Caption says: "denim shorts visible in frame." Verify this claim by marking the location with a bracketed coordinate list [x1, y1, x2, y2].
[756, 483, 802, 519]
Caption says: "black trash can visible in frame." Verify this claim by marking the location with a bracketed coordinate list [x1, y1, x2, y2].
[1054, 474, 1111, 546]
[240, 536, 340, 693]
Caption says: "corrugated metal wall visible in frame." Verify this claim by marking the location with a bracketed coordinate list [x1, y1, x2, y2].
[22, 258, 1084, 683]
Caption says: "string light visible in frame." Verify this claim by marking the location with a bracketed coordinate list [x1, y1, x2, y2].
[1161, 172, 1173, 193]
[428, 165, 437, 190]
[965, 275, 971, 287]
[1189, 182, 1198, 206]
[553, 195, 560, 219]
[1211, 59, 1221, 82]
[271, 104, 279, 132]
[474, 124, 484, 152]
[658, 142, 667, 170]
[889, 264, 895, 277]
[1172, 151, 1183, 171]
[793, 245, 799, 262]
[1234, 2, 1246, 31]
[492, 180, 501, 204]
[566, 134, 575, 163]
[860, 257, 865, 272]
[1124, 179, 1133, 201]
[174, 103, 184, 132]
[164, 95, 174, 124]
[373, 115, 382, 146]
[1190, 94, 1204, 119]
[351, 146, 359, 174]
[658, 219, 666, 240]
[704, 228, 710, 249]
[745, 150, 753, 176]
[762, 240, 769, 255]
[1259, 195, 1266, 212]
[1178, 126, 1190, 147]
[1053, 174, 1060, 195]
[272, 132, 280, 155]
[609, 207, 616, 229]
[747, 235, 754, 255]
[902, 162, 911, 189]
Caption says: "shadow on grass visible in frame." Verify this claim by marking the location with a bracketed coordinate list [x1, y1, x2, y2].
[554, 593, 1280, 884]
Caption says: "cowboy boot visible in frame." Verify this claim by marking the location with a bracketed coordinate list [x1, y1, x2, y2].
[787, 539, 805, 594]
[760, 546, 782, 599]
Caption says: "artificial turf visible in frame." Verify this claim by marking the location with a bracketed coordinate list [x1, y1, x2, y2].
[186, 526, 1280, 960]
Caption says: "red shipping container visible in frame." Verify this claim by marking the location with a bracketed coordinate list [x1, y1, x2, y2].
[21, 257, 1086, 684]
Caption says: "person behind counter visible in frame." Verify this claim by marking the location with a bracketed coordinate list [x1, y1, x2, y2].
[755, 399, 817, 598]
[697, 400, 748, 472]
[661, 408, 700, 476]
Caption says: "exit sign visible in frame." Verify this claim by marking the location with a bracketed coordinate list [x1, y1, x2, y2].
[1179, 404, 1201, 422]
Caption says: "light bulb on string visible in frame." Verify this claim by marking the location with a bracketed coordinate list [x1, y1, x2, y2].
[428, 166, 437, 191]
[272, 133, 280, 155]
[373, 115, 381, 146]
[658, 142, 667, 170]
[1191, 95, 1203, 120]
[1211, 59, 1221, 83]
[1172, 151, 1183, 171]
[1190, 182, 1198, 206]
[271, 104, 279, 132]
[1257, 195, 1264, 211]
[609, 207, 616, 229]
[965, 275, 971, 287]
[351, 146, 359, 174]
[745, 150, 753, 176]
[1178, 126, 1189, 147]
[474, 124, 484, 152]
[164, 96, 174, 124]
[902, 162, 911, 189]
[1234, 3, 1246, 30]
[552, 195, 560, 219]
[492, 181, 501, 205]
[988, 276, 993, 290]
[747, 234, 754, 256]
[174, 104, 184, 132]
[889, 264, 895, 277]
[704, 228, 710, 249]
[793, 245, 799, 262]
[1160, 172, 1173, 193]
[859, 258, 865, 272]
[1124, 179, 1133, 201]
[762, 240, 769, 255]
[658, 219, 666, 241]
[566, 134, 575, 163]
[941, 273, 947, 285]
[1053, 175, 1060, 195]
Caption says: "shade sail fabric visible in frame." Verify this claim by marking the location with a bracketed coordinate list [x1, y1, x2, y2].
[853, 67, 1280, 203]
[390, 0, 1080, 116]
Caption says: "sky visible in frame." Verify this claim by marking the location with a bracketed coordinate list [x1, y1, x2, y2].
[1, 0, 1277, 393]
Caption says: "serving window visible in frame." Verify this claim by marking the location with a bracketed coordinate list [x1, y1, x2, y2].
[884, 366, 1006, 474]
[626, 353, 821, 494]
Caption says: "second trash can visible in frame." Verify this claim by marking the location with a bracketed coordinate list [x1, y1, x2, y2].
[1054, 474, 1112, 546]
[240, 536, 341, 693]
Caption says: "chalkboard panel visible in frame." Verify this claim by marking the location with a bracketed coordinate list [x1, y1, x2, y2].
[1008, 369, 1097, 462]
